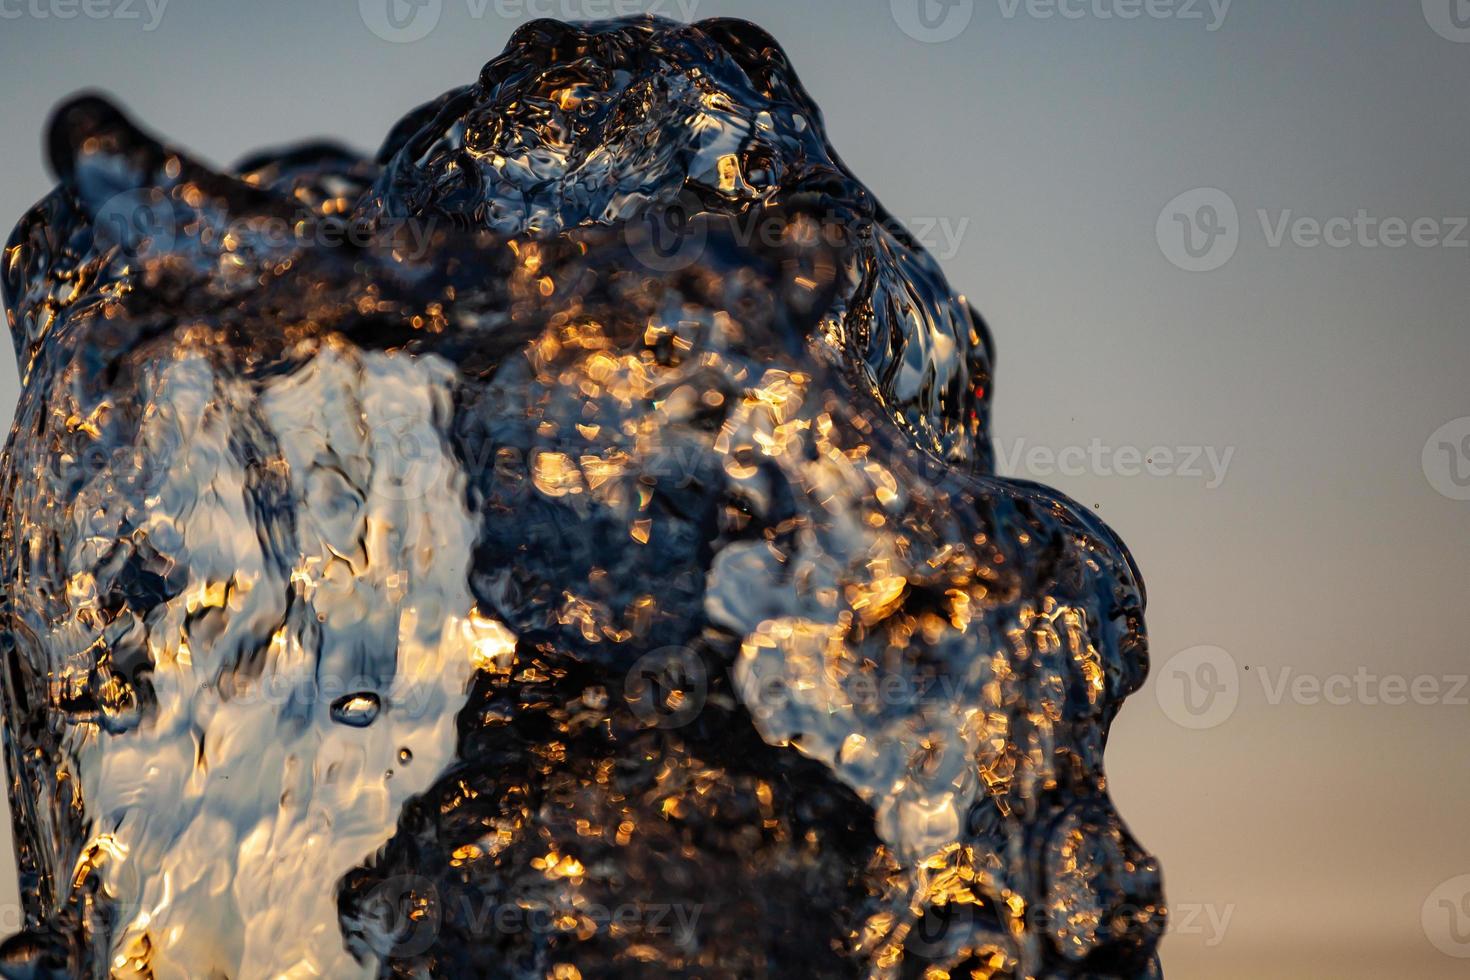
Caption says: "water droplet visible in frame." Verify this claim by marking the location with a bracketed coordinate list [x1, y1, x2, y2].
[329, 692, 381, 728]
[398, 747, 413, 764]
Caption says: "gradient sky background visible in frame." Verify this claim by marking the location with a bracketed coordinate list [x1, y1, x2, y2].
[1, 1, 1468, 976]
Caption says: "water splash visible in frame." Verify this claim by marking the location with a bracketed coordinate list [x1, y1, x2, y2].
[0, 16, 1162, 978]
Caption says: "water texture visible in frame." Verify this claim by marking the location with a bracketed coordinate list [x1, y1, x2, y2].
[0, 16, 1162, 978]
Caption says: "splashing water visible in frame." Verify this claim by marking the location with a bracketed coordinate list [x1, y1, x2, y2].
[0, 16, 1163, 979]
